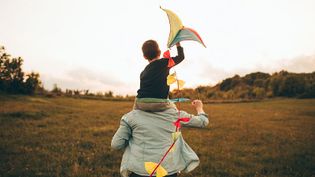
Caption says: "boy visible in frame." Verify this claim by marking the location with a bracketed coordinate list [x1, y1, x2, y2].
[134, 40, 184, 111]
[137, 40, 184, 99]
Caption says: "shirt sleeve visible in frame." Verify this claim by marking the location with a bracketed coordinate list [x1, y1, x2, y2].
[111, 116, 132, 150]
[172, 46, 185, 65]
[179, 111, 209, 128]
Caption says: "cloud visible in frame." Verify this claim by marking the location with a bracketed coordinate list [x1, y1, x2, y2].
[251, 54, 315, 74]
[198, 64, 232, 85]
[198, 54, 315, 86]
[280, 55, 315, 73]
[40, 67, 137, 95]
[66, 68, 123, 86]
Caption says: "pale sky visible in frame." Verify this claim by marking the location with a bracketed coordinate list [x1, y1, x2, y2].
[1, 0, 315, 95]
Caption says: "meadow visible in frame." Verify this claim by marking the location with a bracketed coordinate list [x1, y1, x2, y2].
[0, 95, 314, 177]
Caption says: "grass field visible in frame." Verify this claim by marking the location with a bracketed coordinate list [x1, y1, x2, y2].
[0, 95, 314, 177]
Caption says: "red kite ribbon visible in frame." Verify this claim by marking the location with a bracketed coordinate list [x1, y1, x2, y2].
[168, 58, 175, 68]
[163, 50, 171, 59]
[173, 117, 190, 129]
[163, 50, 175, 68]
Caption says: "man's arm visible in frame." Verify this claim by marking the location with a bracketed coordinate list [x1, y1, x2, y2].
[111, 116, 131, 150]
[180, 100, 209, 128]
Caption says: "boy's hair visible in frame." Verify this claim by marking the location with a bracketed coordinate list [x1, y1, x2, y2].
[142, 40, 161, 60]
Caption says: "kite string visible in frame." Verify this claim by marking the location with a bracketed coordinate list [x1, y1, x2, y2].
[175, 71, 182, 131]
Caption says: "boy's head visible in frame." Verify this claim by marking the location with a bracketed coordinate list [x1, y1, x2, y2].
[142, 40, 161, 61]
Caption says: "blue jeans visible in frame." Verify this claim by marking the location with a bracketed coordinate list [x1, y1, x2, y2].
[129, 172, 177, 177]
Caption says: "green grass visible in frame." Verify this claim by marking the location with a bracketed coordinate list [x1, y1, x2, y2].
[0, 95, 314, 177]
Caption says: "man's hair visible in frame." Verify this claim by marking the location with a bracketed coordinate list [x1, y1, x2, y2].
[142, 40, 161, 60]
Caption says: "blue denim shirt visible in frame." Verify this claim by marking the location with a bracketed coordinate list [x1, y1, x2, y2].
[111, 101, 209, 177]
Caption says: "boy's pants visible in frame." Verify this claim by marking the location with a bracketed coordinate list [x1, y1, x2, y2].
[129, 172, 177, 177]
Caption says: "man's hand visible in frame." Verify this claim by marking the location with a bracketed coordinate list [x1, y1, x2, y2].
[192, 100, 205, 114]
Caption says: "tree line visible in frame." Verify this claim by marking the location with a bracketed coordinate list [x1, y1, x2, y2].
[171, 71, 315, 100]
[50, 84, 118, 98]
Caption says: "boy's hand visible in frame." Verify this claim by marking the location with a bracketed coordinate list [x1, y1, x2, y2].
[192, 100, 205, 114]
[176, 42, 181, 47]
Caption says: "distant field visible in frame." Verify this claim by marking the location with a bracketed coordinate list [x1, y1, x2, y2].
[0, 95, 314, 177]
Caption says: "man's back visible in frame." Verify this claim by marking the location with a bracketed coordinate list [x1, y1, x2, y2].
[111, 106, 209, 177]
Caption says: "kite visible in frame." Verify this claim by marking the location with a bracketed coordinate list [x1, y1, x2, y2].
[161, 7, 206, 48]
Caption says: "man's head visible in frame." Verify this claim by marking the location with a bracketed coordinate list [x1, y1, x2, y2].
[142, 40, 161, 61]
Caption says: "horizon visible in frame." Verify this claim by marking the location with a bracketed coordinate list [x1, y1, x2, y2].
[1, 0, 315, 95]
[35, 69, 315, 95]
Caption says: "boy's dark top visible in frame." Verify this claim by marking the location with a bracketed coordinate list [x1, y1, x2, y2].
[137, 46, 184, 99]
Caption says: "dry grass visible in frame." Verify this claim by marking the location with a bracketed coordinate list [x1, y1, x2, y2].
[0, 95, 314, 177]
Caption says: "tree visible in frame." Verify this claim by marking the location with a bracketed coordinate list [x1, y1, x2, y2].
[51, 84, 62, 95]
[0, 45, 42, 94]
[299, 83, 315, 98]
[244, 72, 270, 86]
[269, 76, 282, 96]
[65, 89, 73, 96]
[220, 75, 241, 91]
[105, 91, 113, 97]
[253, 87, 266, 99]
[0, 47, 25, 93]
[279, 75, 305, 97]
[24, 72, 42, 94]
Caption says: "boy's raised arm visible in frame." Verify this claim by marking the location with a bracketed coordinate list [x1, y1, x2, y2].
[172, 42, 185, 65]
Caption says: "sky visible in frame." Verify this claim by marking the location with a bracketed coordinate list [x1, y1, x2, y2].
[1, 0, 315, 95]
